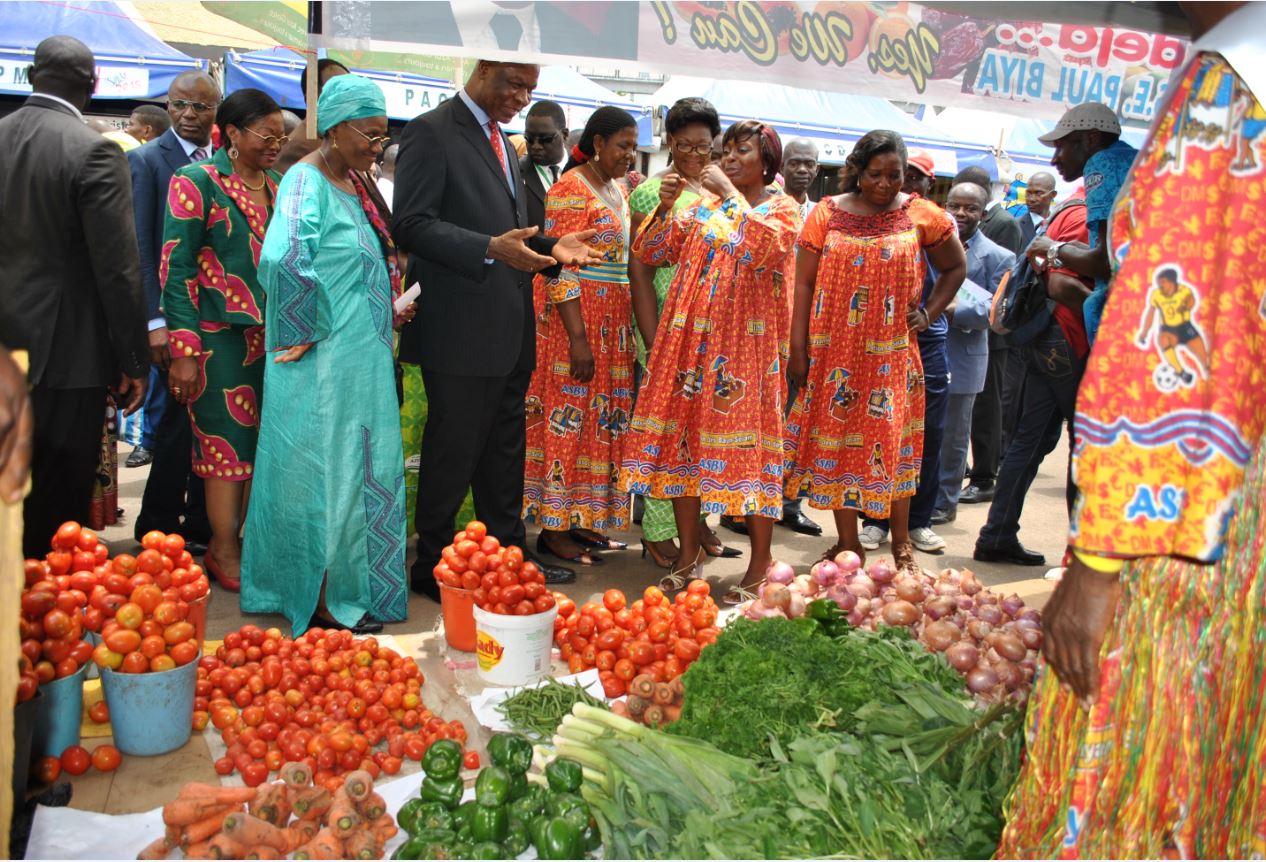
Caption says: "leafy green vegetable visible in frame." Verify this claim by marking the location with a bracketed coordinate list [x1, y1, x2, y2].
[668, 617, 965, 760]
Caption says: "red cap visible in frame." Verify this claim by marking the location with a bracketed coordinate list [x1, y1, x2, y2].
[907, 149, 935, 177]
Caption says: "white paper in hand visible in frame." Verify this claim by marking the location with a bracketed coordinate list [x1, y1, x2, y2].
[394, 282, 421, 314]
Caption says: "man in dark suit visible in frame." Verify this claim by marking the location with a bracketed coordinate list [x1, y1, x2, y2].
[1016, 171, 1056, 252]
[392, 60, 603, 598]
[128, 70, 220, 549]
[0, 36, 149, 557]
[519, 99, 567, 231]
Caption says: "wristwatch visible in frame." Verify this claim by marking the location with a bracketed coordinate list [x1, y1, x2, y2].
[1045, 241, 1065, 269]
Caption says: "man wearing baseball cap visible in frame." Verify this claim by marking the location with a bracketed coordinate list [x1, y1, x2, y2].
[1026, 102, 1137, 344]
[903, 148, 936, 198]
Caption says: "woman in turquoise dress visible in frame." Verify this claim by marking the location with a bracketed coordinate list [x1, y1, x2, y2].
[242, 76, 414, 635]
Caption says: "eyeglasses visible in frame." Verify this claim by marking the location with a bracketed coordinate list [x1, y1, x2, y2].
[345, 124, 391, 149]
[524, 132, 559, 145]
[243, 127, 291, 149]
[672, 141, 712, 157]
[169, 99, 218, 114]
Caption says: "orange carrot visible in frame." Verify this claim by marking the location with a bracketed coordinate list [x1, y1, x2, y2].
[182, 839, 213, 860]
[357, 790, 387, 821]
[372, 813, 399, 842]
[344, 830, 381, 860]
[326, 786, 361, 839]
[206, 834, 246, 860]
[663, 704, 683, 723]
[182, 806, 241, 846]
[292, 827, 344, 861]
[244, 848, 283, 860]
[137, 834, 175, 860]
[652, 682, 674, 706]
[248, 783, 291, 826]
[280, 761, 312, 788]
[284, 819, 320, 852]
[162, 800, 236, 828]
[341, 769, 374, 801]
[222, 812, 289, 853]
[178, 784, 258, 805]
[290, 785, 332, 821]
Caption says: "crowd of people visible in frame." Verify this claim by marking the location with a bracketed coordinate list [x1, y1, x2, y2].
[1, 0, 1265, 853]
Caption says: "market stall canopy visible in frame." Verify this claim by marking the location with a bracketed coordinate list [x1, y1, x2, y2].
[224, 48, 644, 132]
[310, 1, 1190, 127]
[0, 0, 204, 99]
[644, 74, 993, 173]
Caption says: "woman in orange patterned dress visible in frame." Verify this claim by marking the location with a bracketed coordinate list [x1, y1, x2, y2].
[525, 108, 639, 567]
[785, 130, 964, 574]
[619, 120, 801, 602]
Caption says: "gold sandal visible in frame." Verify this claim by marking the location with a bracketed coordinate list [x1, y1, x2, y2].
[722, 583, 761, 606]
[658, 548, 705, 593]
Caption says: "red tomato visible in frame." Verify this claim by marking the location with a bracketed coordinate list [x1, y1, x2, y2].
[161, 534, 185, 557]
[114, 602, 143, 631]
[121, 651, 149, 674]
[613, 658, 636, 682]
[594, 650, 616, 671]
[497, 570, 518, 589]
[74, 528, 98, 552]
[501, 584, 525, 606]
[104, 629, 142, 655]
[602, 589, 626, 613]
[463, 750, 480, 770]
[60, 745, 91, 776]
[481, 536, 502, 556]
[90, 745, 122, 772]
[241, 762, 269, 787]
[53, 521, 82, 551]
[42, 608, 73, 639]
[674, 639, 701, 662]
[513, 600, 535, 616]
[33, 756, 61, 784]
[460, 571, 481, 591]
[214, 756, 235, 775]
[45, 551, 72, 577]
[600, 675, 626, 698]
[464, 521, 487, 542]
[629, 640, 655, 666]
[140, 530, 166, 551]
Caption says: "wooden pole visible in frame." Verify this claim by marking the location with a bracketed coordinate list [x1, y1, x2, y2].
[305, 1, 321, 140]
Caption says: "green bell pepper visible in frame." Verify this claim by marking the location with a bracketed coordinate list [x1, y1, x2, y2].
[502, 817, 530, 857]
[507, 771, 529, 802]
[529, 814, 550, 850]
[451, 842, 475, 861]
[452, 800, 479, 831]
[545, 792, 587, 819]
[536, 816, 582, 860]
[471, 804, 508, 844]
[475, 766, 512, 807]
[422, 739, 464, 780]
[420, 775, 465, 810]
[470, 841, 505, 859]
[545, 758, 583, 794]
[487, 733, 533, 776]
[581, 822, 602, 853]
[392, 829, 457, 860]
[396, 798, 429, 835]
[806, 598, 842, 623]
[417, 802, 456, 833]
[508, 794, 543, 823]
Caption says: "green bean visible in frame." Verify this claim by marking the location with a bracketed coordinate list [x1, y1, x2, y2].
[496, 677, 609, 738]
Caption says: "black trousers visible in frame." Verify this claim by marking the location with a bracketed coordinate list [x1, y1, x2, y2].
[134, 366, 208, 542]
[24, 386, 106, 558]
[412, 350, 532, 586]
[968, 338, 1011, 486]
[998, 344, 1026, 460]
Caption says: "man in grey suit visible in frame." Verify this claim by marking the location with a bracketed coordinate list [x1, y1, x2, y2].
[932, 182, 1015, 526]
[127, 70, 219, 548]
[0, 36, 149, 556]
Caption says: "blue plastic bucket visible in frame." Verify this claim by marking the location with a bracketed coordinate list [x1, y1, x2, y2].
[85, 631, 100, 680]
[34, 664, 86, 758]
[99, 655, 198, 756]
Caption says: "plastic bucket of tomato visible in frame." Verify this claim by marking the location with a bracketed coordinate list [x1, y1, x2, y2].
[99, 652, 198, 756]
[473, 604, 558, 686]
[187, 594, 210, 651]
[33, 663, 86, 758]
[440, 585, 477, 652]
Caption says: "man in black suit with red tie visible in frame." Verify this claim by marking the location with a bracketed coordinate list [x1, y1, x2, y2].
[392, 61, 602, 598]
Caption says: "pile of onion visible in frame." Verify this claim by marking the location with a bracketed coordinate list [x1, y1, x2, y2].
[741, 555, 1042, 705]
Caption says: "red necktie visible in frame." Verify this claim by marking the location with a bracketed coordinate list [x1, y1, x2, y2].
[487, 120, 510, 182]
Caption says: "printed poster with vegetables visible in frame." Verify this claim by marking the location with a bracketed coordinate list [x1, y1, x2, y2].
[314, 1, 1189, 126]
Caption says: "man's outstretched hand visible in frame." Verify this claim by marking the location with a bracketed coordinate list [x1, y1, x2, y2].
[487, 226, 558, 273]
[552, 230, 605, 267]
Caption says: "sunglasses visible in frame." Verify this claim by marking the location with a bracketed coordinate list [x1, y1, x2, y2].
[243, 127, 291, 149]
[345, 124, 391, 149]
[169, 99, 218, 114]
[524, 132, 559, 145]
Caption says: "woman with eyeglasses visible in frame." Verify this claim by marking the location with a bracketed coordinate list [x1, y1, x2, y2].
[626, 97, 742, 569]
[242, 75, 414, 635]
[161, 88, 283, 592]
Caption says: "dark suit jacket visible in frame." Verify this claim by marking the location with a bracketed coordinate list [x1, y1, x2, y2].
[392, 95, 558, 377]
[980, 204, 1024, 256]
[520, 154, 550, 232]
[0, 95, 148, 388]
[1017, 209, 1039, 251]
[129, 128, 199, 321]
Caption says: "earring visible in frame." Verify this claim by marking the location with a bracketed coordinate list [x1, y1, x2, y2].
[331, 139, 339, 150]
[228, 146, 239, 160]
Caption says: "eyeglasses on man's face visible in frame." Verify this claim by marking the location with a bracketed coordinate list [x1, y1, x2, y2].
[345, 124, 391, 149]
[524, 132, 560, 145]
[243, 126, 290, 149]
[169, 99, 218, 114]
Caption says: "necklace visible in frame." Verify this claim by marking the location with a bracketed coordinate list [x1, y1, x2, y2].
[318, 148, 353, 192]
[586, 162, 620, 209]
[238, 171, 266, 191]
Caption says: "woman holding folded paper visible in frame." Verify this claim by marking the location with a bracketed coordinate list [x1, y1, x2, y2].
[242, 75, 416, 635]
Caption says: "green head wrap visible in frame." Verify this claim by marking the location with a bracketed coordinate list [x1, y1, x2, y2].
[317, 73, 386, 136]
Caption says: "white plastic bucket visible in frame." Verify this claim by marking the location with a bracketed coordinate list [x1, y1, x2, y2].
[473, 604, 558, 686]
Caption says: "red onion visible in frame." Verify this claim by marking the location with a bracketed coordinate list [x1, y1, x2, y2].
[976, 604, 1002, 626]
[924, 596, 956, 621]
[763, 583, 791, 611]
[833, 550, 862, 574]
[825, 584, 856, 611]
[811, 560, 840, 586]
[991, 632, 1027, 662]
[922, 620, 960, 652]
[1017, 608, 1041, 624]
[945, 641, 979, 671]
[1001, 593, 1025, 618]
[1018, 628, 1042, 650]
[976, 591, 998, 605]
[882, 600, 919, 627]
[792, 574, 817, 597]
[846, 608, 865, 626]
[854, 597, 871, 617]
[966, 666, 999, 693]
[955, 595, 974, 611]
[845, 581, 873, 600]
[967, 619, 992, 641]
[894, 577, 925, 604]
[959, 570, 983, 595]
[868, 559, 895, 584]
[766, 560, 795, 586]
[994, 659, 1023, 691]
[934, 579, 959, 596]
[787, 591, 807, 619]
[880, 587, 897, 602]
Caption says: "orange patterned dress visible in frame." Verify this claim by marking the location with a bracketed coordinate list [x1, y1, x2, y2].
[618, 191, 801, 519]
[783, 195, 955, 518]
[998, 51, 1266, 859]
[523, 170, 634, 532]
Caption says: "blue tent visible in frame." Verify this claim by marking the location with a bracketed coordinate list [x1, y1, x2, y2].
[0, 0, 204, 99]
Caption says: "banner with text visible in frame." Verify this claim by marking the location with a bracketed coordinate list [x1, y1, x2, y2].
[317, 1, 1188, 126]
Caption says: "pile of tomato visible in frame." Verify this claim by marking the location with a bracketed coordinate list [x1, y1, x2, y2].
[91, 588, 200, 674]
[32, 743, 123, 785]
[200, 624, 470, 787]
[554, 581, 721, 698]
[433, 521, 557, 617]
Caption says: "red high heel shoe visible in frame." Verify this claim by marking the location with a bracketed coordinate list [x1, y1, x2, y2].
[204, 549, 240, 592]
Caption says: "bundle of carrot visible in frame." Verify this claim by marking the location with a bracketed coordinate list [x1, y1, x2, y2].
[137, 762, 398, 860]
[611, 674, 684, 728]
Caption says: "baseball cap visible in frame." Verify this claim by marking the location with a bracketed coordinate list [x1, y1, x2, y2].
[1038, 102, 1122, 144]
[907, 149, 935, 177]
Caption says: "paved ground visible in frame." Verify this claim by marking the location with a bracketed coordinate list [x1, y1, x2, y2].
[45, 434, 1071, 820]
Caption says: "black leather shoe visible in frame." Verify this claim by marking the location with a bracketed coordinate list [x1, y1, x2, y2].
[719, 514, 748, 535]
[974, 542, 1046, 567]
[930, 507, 956, 525]
[960, 484, 995, 504]
[186, 540, 209, 557]
[778, 503, 823, 536]
[526, 552, 576, 584]
[410, 578, 441, 601]
[125, 446, 153, 468]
